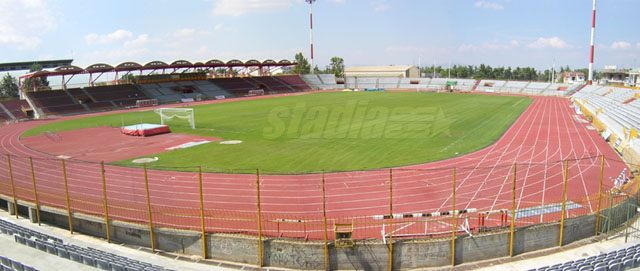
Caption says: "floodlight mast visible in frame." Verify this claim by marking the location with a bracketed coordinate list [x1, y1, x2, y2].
[306, 0, 316, 74]
[588, 0, 596, 85]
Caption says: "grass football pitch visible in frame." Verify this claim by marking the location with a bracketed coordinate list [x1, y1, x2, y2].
[23, 92, 532, 172]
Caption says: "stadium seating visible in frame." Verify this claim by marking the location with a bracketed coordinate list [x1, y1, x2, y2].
[573, 87, 640, 131]
[85, 84, 148, 108]
[26, 90, 87, 115]
[378, 77, 399, 89]
[0, 100, 30, 120]
[0, 255, 39, 271]
[274, 75, 312, 91]
[527, 243, 640, 271]
[398, 78, 429, 89]
[0, 218, 172, 271]
[301, 74, 341, 89]
[246, 76, 293, 92]
[209, 77, 258, 95]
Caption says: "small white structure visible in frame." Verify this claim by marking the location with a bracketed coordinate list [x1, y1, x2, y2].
[556, 72, 585, 84]
[344, 65, 419, 78]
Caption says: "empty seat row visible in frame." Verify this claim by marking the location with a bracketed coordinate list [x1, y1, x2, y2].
[14, 234, 172, 271]
[0, 219, 62, 243]
[0, 256, 38, 271]
[528, 243, 640, 271]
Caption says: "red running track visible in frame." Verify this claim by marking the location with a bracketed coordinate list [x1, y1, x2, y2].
[0, 95, 628, 240]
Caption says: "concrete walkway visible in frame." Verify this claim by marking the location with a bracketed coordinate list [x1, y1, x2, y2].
[1, 209, 640, 271]
[0, 211, 241, 271]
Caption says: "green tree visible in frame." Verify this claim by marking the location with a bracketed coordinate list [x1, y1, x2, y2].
[291, 52, 311, 74]
[329, 56, 344, 78]
[214, 68, 228, 77]
[22, 63, 50, 91]
[0, 73, 19, 98]
[119, 73, 136, 83]
[313, 65, 322, 74]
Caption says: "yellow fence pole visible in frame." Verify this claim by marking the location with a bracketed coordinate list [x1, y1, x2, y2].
[61, 159, 73, 234]
[143, 164, 155, 252]
[198, 166, 207, 259]
[29, 157, 41, 225]
[509, 163, 516, 257]
[256, 168, 264, 267]
[100, 161, 111, 242]
[451, 167, 456, 267]
[595, 155, 604, 235]
[388, 168, 393, 271]
[7, 154, 18, 219]
[321, 169, 329, 271]
[559, 160, 569, 247]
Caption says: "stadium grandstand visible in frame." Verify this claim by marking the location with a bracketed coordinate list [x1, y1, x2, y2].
[2, 57, 640, 270]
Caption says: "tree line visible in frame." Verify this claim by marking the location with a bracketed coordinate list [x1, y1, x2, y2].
[1, 64, 49, 99]
[424, 64, 602, 81]
[289, 52, 602, 82]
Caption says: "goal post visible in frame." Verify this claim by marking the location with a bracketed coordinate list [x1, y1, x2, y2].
[153, 107, 195, 129]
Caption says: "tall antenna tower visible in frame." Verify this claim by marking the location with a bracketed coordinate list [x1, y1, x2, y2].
[306, 0, 316, 74]
[588, 0, 596, 85]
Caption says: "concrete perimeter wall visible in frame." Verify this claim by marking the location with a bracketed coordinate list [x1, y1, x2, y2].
[0, 195, 636, 270]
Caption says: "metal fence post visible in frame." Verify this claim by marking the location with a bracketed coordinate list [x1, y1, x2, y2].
[595, 155, 604, 235]
[321, 169, 329, 271]
[509, 163, 516, 257]
[256, 169, 264, 267]
[100, 161, 111, 242]
[62, 159, 73, 234]
[29, 157, 41, 225]
[198, 166, 207, 259]
[451, 167, 456, 266]
[388, 168, 393, 271]
[143, 164, 155, 252]
[7, 154, 18, 219]
[559, 160, 569, 247]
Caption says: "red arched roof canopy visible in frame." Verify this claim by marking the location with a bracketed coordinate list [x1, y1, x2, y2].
[85, 63, 114, 73]
[170, 60, 193, 68]
[115, 62, 142, 71]
[144, 61, 169, 68]
[262, 59, 277, 65]
[245, 59, 261, 66]
[226, 59, 244, 66]
[54, 65, 84, 73]
[278, 59, 292, 65]
[205, 59, 225, 66]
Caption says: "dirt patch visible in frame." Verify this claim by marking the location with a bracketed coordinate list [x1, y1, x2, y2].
[20, 126, 222, 163]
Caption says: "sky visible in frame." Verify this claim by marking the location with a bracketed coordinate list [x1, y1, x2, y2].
[1, 0, 640, 72]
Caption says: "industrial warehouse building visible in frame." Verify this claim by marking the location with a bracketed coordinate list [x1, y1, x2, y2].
[344, 65, 419, 78]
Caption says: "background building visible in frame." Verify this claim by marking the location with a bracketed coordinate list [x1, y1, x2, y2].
[344, 65, 419, 78]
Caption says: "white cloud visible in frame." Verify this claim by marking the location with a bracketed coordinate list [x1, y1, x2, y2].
[124, 34, 151, 48]
[0, 0, 56, 49]
[474, 1, 504, 10]
[610, 41, 631, 50]
[212, 0, 291, 16]
[373, 0, 390, 12]
[527, 37, 569, 49]
[458, 44, 479, 52]
[375, 4, 391, 12]
[85, 30, 133, 45]
[214, 24, 224, 31]
[172, 28, 196, 37]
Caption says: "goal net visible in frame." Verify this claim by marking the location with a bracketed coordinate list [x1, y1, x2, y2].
[153, 108, 195, 129]
[136, 98, 158, 108]
[248, 89, 264, 96]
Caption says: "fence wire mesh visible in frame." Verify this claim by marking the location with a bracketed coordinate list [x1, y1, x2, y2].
[0, 154, 637, 242]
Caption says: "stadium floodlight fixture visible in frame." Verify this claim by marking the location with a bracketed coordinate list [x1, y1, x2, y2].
[306, 0, 316, 74]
